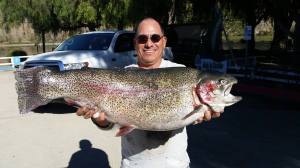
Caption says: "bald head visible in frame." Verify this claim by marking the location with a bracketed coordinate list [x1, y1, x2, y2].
[135, 18, 164, 36]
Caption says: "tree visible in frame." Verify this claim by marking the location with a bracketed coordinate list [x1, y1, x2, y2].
[0, 0, 60, 52]
[221, 0, 270, 55]
[101, 0, 130, 30]
[0, 0, 27, 30]
[27, 0, 60, 52]
[0, 0, 110, 52]
[127, 0, 173, 26]
[268, 0, 299, 54]
[53, 0, 101, 31]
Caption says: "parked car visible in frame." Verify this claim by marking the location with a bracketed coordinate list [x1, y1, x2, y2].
[20, 30, 174, 70]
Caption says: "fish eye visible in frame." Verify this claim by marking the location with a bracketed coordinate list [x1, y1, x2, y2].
[219, 79, 227, 85]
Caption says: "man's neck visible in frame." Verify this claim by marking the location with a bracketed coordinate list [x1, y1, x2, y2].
[138, 59, 162, 69]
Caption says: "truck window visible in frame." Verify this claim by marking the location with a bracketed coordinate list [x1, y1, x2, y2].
[55, 33, 114, 51]
[114, 33, 135, 52]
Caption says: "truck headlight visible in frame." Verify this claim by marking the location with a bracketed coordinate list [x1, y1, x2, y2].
[18, 63, 25, 70]
[64, 62, 89, 70]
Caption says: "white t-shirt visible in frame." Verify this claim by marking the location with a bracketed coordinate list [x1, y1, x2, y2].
[121, 59, 190, 168]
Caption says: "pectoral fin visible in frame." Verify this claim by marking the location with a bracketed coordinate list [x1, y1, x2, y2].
[115, 125, 136, 137]
[182, 105, 203, 120]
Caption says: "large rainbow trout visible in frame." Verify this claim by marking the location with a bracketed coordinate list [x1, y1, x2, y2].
[15, 67, 241, 132]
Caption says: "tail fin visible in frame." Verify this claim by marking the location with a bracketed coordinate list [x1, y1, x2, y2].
[14, 67, 51, 114]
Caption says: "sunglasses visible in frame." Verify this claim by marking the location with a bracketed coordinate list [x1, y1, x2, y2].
[136, 34, 163, 44]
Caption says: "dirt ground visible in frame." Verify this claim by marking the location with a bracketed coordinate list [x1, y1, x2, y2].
[0, 71, 121, 168]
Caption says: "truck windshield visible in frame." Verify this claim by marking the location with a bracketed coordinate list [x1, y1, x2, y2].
[55, 33, 114, 51]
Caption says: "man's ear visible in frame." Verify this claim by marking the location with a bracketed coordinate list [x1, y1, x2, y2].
[162, 36, 167, 48]
[133, 38, 138, 50]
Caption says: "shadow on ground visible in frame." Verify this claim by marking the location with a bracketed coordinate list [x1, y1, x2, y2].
[33, 102, 77, 114]
[67, 139, 111, 168]
[188, 93, 300, 168]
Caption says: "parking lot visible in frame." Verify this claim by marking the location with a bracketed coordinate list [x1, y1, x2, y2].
[0, 70, 299, 168]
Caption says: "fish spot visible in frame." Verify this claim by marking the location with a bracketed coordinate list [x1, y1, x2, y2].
[144, 81, 158, 90]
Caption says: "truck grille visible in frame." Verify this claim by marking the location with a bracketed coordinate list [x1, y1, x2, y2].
[23, 60, 64, 71]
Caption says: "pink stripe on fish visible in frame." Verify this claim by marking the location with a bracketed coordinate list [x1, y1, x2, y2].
[79, 82, 185, 96]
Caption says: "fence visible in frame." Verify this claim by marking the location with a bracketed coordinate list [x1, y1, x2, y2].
[195, 56, 300, 85]
[0, 56, 32, 70]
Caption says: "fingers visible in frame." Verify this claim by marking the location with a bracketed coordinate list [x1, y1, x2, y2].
[212, 112, 221, 118]
[76, 106, 96, 119]
[193, 111, 210, 125]
[99, 112, 106, 122]
[193, 111, 221, 125]
[94, 112, 110, 127]
[76, 106, 86, 116]
[203, 111, 212, 121]
[203, 111, 221, 121]
[84, 108, 95, 119]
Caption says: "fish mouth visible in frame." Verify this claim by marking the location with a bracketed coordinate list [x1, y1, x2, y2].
[224, 80, 242, 105]
[234, 96, 242, 102]
[223, 94, 242, 106]
[224, 85, 232, 96]
[223, 79, 238, 96]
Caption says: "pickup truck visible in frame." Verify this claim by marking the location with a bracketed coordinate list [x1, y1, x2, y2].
[21, 31, 136, 70]
[20, 30, 173, 70]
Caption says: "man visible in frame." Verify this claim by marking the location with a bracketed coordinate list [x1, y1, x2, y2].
[76, 17, 221, 168]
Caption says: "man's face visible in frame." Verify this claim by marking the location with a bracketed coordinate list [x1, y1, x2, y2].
[134, 19, 167, 68]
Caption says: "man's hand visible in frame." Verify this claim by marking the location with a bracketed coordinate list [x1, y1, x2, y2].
[64, 98, 111, 127]
[193, 111, 221, 125]
[76, 106, 97, 119]
[76, 106, 111, 128]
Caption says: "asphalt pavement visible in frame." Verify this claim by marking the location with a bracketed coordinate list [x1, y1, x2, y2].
[187, 90, 300, 168]
[0, 71, 299, 168]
